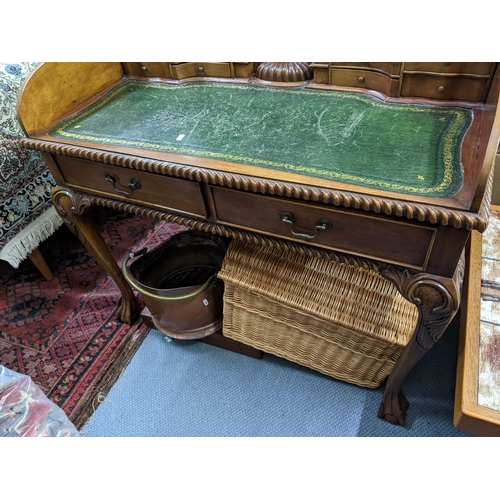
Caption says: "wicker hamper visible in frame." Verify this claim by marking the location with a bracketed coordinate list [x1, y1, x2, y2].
[218, 240, 419, 388]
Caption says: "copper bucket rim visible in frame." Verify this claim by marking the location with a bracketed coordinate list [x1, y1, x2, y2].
[122, 247, 218, 301]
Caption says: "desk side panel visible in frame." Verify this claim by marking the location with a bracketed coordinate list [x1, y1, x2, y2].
[17, 62, 124, 135]
[470, 63, 500, 212]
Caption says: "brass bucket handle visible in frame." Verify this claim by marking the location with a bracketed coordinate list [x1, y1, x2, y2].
[122, 248, 217, 301]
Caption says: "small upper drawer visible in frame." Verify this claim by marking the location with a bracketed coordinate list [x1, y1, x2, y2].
[211, 186, 437, 270]
[54, 156, 208, 218]
[404, 62, 493, 75]
[400, 73, 488, 101]
[170, 62, 232, 80]
[329, 68, 399, 96]
[122, 62, 173, 79]
[331, 62, 402, 77]
[122, 62, 255, 80]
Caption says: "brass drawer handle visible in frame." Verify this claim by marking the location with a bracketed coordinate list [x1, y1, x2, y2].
[105, 172, 142, 196]
[280, 211, 333, 240]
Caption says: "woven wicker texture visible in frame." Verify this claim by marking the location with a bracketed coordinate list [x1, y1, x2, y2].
[218, 240, 419, 388]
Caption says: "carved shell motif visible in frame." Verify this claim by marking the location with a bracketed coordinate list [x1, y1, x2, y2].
[256, 62, 313, 82]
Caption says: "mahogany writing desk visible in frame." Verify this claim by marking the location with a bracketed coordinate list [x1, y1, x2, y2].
[17, 62, 500, 426]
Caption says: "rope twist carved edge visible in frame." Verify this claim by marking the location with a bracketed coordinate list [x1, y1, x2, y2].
[23, 139, 491, 232]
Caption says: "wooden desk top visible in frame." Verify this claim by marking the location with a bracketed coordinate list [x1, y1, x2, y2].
[17, 62, 500, 235]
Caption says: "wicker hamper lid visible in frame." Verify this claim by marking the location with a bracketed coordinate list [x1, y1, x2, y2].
[218, 239, 418, 348]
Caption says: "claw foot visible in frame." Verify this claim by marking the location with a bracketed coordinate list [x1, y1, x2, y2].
[115, 297, 141, 325]
[378, 391, 409, 426]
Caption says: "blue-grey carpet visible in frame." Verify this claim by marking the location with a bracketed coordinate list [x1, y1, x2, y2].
[81, 312, 472, 437]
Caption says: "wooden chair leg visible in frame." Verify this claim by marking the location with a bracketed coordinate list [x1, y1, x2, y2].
[28, 247, 54, 281]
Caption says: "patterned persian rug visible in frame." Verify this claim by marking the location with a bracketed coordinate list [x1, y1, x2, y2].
[0, 207, 185, 429]
[0, 62, 62, 267]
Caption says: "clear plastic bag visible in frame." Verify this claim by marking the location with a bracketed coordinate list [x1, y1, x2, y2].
[0, 365, 79, 437]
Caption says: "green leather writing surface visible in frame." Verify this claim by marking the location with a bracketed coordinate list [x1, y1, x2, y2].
[49, 81, 473, 197]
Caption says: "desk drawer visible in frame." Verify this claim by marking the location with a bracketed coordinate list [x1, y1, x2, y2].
[211, 187, 437, 270]
[331, 62, 402, 77]
[170, 62, 232, 80]
[329, 68, 399, 97]
[401, 73, 488, 101]
[404, 62, 493, 75]
[122, 62, 173, 79]
[54, 156, 208, 218]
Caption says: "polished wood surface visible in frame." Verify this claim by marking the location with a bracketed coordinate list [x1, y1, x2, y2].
[210, 185, 439, 270]
[16, 62, 500, 427]
[492, 154, 500, 205]
[54, 155, 208, 219]
[470, 68, 500, 212]
[122, 62, 256, 81]
[312, 62, 495, 100]
[17, 62, 123, 135]
[329, 68, 400, 97]
[404, 62, 494, 74]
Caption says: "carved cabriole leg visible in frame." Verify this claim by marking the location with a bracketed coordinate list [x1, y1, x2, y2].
[378, 253, 465, 426]
[51, 187, 140, 325]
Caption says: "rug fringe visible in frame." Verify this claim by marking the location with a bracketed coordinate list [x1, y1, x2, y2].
[0, 207, 63, 268]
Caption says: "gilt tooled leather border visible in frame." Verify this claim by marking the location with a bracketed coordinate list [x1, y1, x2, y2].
[19, 138, 491, 232]
[47, 81, 470, 197]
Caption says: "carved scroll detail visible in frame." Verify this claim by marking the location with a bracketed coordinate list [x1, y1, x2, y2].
[52, 187, 93, 239]
[20, 138, 489, 232]
[380, 254, 464, 350]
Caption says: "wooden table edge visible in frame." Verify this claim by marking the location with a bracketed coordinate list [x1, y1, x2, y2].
[454, 225, 500, 436]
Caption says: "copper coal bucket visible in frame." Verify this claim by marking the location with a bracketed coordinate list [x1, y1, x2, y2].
[122, 230, 227, 340]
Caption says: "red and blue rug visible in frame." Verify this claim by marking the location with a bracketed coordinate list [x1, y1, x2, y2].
[0, 207, 185, 429]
